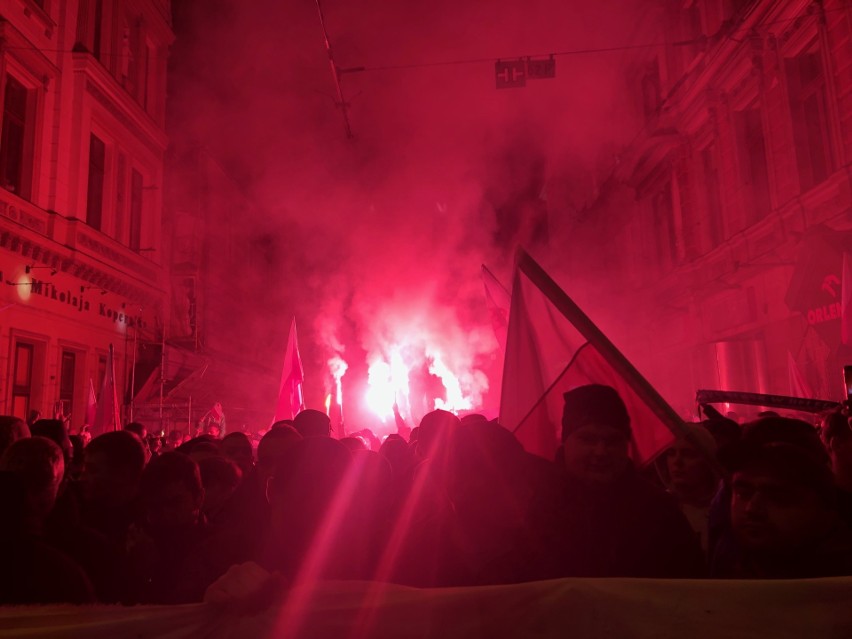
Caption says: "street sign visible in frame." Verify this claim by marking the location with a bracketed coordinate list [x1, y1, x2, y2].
[527, 57, 556, 80]
[495, 60, 526, 89]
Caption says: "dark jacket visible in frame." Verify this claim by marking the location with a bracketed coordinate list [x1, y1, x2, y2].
[538, 467, 705, 578]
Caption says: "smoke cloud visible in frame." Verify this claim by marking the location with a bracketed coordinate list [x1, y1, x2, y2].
[169, 0, 648, 429]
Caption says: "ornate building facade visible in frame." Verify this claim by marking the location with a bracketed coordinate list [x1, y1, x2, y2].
[564, 0, 852, 414]
[0, 0, 173, 429]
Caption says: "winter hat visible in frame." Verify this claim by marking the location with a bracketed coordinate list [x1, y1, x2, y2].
[562, 384, 631, 442]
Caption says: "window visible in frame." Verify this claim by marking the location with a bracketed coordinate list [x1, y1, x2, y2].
[701, 144, 723, 247]
[59, 350, 76, 419]
[641, 61, 662, 120]
[0, 75, 30, 197]
[86, 134, 106, 230]
[75, 0, 104, 58]
[11, 342, 33, 419]
[733, 106, 771, 226]
[786, 47, 834, 191]
[130, 168, 143, 250]
[682, 2, 703, 65]
[93, 0, 103, 60]
[142, 43, 152, 111]
[97, 354, 106, 391]
[115, 153, 126, 241]
[652, 182, 677, 267]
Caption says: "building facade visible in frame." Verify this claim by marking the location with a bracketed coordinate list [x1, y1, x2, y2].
[0, 0, 173, 430]
[563, 0, 852, 415]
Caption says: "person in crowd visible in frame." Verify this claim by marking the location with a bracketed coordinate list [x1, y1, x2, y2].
[78, 424, 92, 447]
[78, 431, 147, 547]
[539, 384, 704, 578]
[125, 422, 148, 441]
[0, 439, 95, 604]
[656, 422, 719, 552]
[262, 437, 364, 579]
[166, 429, 185, 451]
[30, 419, 73, 473]
[257, 424, 303, 484]
[26, 409, 41, 429]
[415, 409, 460, 460]
[150, 434, 164, 457]
[0, 415, 29, 459]
[442, 420, 552, 585]
[198, 455, 242, 527]
[713, 440, 852, 578]
[379, 434, 414, 482]
[293, 409, 331, 438]
[708, 415, 830, 566]
[819, 408, 852, 525]
[67, 434, 86, 481]
[128, 452, 247, 603]
[125, 422, 151, 462]
[340, 435, 368, 452]
[221, 431, 254, 476]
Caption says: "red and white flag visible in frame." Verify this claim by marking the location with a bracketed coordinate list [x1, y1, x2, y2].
[85, 378, 97, 427]
[787, 351, 815, 399]
[481, 264, 512, 350]
[93, 344, 121, 435]
[499, 249, 690, 464]
[274, 317, 305, 421]
[842, 253, 852, 346]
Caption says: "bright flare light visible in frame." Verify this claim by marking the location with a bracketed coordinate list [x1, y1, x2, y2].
[365, 345, 475, 421]
[429, 351, 473, 413]
[365, 349, 411, 421]
[328, 355, 348, 408]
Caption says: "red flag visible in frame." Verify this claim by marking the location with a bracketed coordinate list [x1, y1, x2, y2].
[500, 249, 693, 464]
[787, 351, 814, 399]
[842, 253, 852, 346]
[481, 264, 512, 350]
[85, 378, 97, 427]
[274, 318, 305, 421]
[93, 344, 121, 435]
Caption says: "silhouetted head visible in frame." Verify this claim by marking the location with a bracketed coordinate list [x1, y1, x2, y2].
[257, 424, 302, 482]
[140, 452, 204, 534]
[0, 415, 29, 460]
[198, 455, 242, 518]
[31, 419, 72, 471]
[221, 431, 254, 474]
[82, 431, 147, 506]
[0, 436, 65, 530]
[728, 442, 836, 557]
[125, 422, 148, 440]
[293, 409, 331, 438]
[561, 385, 631, 484]
[416, 409, 460, 458]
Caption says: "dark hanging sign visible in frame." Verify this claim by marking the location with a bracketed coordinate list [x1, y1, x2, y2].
[495, 60, 526, 89]
[526, 57, 556, 80]
[495, 57, 557, 89]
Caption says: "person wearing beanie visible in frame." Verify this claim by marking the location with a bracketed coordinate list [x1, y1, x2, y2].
[534, 384, 704, 579]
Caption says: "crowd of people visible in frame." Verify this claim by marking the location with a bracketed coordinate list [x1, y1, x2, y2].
[2, 383, 852, 606]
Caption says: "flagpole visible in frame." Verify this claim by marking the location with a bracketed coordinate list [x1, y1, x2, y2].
[513, 248, 723, 473]
[129, 326, 138, 423]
